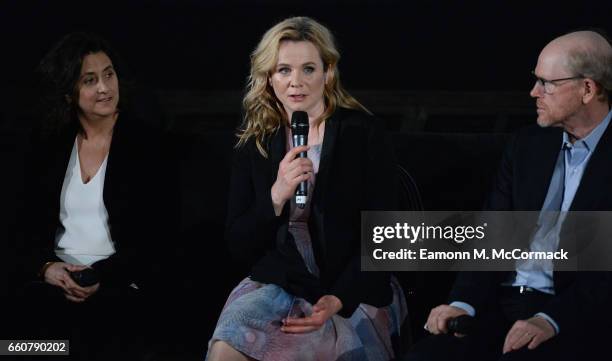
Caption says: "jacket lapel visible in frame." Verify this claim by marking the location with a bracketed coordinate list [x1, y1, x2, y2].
[313, 112, 340, 207]
[50, 124, 79, 194]
[309, 112, 340, 268]
[102, 118, 124, 212]
[570, 120, 612, 211]
[524, 128, 562, 210]
[268, 125, 287, 187]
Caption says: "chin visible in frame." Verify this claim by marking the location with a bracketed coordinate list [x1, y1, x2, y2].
[96, 104, 118, 113]
[288, 103, 306, 112]
[93, 110, 117, 118]
[536, 118, 551, 128]
[537, 117, 563, 129]
[536, 113, 554, 128]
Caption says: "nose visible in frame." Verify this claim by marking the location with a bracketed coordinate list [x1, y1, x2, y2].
[529, 80, 542, 98]
[290, 71, 302, 88]
[97, 79, 109, 94]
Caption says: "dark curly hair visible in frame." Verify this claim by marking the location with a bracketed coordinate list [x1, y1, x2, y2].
[36, 32, 130, 132]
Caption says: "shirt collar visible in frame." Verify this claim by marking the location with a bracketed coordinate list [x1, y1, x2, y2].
[562, 108, 612, 151]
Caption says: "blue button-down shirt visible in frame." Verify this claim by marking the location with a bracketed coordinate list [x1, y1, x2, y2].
[514, 112, 611, 295]
[452, 109, 612, 333]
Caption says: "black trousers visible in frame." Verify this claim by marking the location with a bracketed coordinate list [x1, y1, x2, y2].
[10, 281, 149, 361]
[402, 287, 602, 361]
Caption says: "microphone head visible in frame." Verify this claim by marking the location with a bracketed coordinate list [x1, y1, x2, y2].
[447, 315, 474, 335]
[291, 111, 309, 136]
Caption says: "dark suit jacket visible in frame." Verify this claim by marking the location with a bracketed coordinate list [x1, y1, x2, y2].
[450, 122, 612, 331]
[225, 107, 399, 317]
[19, 114, 174, 290]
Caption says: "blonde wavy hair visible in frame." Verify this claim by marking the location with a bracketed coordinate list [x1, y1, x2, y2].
[237, 16, 369, 157]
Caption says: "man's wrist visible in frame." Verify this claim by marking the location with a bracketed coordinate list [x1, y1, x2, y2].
[450, 301, 476, 317]
[534, 313, 559, 334]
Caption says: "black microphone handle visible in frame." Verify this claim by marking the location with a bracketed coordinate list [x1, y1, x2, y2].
[447, 315, 474, 335]
[293, 134, 308, 208]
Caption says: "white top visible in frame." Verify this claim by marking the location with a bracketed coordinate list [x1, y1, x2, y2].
[55, 137, 115, 266]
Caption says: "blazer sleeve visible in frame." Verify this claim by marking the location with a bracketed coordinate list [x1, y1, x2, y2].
[539, 272, 611, 331]
[17, 130, 63, 281]
[330, 119, 396, 317]
[225, 142, 285, 267]
[90, 246, 134, 287]
[483, 132, 517, 212]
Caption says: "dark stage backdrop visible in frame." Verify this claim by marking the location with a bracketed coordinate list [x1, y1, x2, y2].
[1, 1, 611, 358]
[1, 0, 610, 91]
[0, 0, 610, 133]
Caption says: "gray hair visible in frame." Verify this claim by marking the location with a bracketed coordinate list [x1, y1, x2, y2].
[565, 32, 612, 102]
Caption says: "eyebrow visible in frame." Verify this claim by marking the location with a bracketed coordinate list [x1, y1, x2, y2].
[531, 70, 544, 78]
[276, 62, 318, 68]
[80, 65, 114, 77]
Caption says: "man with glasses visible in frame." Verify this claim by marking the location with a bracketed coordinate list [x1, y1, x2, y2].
[404, 30, 612, 361]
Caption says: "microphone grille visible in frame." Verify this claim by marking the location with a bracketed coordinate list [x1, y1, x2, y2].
[291, 111, 309, 136]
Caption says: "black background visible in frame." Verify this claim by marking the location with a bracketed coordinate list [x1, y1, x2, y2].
[1, 1, 611, 358]
[1, 0, 610, 94]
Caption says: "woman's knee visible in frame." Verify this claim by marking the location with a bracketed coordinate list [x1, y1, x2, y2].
[208, 340, 252, 361]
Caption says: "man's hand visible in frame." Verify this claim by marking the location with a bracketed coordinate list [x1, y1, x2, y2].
[424, 304, 468, 336]
[281, 295, 342, 333]
[502, 316, 556, 354]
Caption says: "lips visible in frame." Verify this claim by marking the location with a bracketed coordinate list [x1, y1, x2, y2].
[289, 94, 306, 101]
[97, 96, 113, 102]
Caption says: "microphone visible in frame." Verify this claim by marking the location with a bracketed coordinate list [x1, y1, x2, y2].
[291, 111, 309, 209]
[447, 315, 474, 335]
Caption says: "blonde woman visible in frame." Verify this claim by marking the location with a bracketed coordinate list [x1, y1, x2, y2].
[208, 17, 407, 361]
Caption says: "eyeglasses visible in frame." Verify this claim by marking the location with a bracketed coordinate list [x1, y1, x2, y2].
[532, 71, 584, 94]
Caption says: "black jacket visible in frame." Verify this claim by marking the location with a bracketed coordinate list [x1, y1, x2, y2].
[19, 114, 174, 290]
[225, 108, 399, 317]
[450, 122, 612, 331]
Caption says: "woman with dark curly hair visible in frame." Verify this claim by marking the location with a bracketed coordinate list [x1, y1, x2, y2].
[17, 32, 169, 359]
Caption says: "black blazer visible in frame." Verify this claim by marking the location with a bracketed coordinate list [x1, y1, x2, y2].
[450, 122, 612, 331]
[226, 108, 399, 317]
[19, 114, 173, 289]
